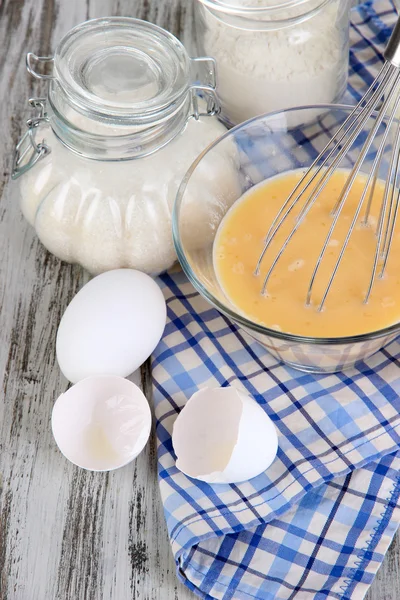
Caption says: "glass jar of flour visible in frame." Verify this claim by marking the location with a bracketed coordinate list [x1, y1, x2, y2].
[12, 18, 228, 275]
[194, 0, 352, 127]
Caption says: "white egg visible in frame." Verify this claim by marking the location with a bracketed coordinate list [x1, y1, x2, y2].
[172, 387, 278, 484]
[52, 375, 151, 471]
[56, 269, 166, 383]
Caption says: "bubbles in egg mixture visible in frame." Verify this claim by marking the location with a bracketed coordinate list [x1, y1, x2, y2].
[213, 169, 400, 338]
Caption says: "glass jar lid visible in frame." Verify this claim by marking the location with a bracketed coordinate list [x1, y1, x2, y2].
[27, 17, 192, 125]
[13, 17, 220, 175]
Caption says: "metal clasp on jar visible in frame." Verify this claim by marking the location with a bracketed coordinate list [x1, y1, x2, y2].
[12, 98, 51, 180]
[190, 57, 220, 120]
[26, 53, 55, 80]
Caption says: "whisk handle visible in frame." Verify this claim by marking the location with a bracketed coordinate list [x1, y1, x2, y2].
[384, 16, 400, 67]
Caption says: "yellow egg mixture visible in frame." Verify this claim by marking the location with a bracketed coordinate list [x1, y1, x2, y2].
[213, 170, 400, 337]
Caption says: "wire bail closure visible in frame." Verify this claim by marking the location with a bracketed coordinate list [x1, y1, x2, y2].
[190, 57, 220, 120]
[12, 98, 51, 180]
[12, 50, 220, 174]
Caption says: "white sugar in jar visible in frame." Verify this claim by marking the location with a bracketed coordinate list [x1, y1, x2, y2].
[194, 0, 352, 127]
[12, 18, 231, 275]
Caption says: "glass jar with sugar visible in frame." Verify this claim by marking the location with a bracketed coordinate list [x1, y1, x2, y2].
[194, 0, 352, 127]
[12, 17, 229, 275]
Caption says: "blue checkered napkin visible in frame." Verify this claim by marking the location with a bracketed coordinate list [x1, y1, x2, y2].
[153, 273, 400, 599]
[152, 2, 400, 599]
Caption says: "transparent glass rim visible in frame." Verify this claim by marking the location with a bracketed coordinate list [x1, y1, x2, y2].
[197, 0, 332, 18]
[172, 103, 400, 347]
[47, 84, 192, 161]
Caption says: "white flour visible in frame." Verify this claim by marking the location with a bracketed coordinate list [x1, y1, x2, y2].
[200, 0, 349, 125]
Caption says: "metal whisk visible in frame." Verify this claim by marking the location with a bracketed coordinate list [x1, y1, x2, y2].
[255, 17, 400, 312]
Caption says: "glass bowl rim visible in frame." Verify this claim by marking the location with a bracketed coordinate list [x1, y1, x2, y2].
[172, 102, 400, 346]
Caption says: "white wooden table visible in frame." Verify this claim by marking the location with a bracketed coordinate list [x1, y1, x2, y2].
[0, 1, 399, 598]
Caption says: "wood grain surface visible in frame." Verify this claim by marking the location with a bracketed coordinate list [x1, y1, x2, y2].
[0, 1, 398, 599]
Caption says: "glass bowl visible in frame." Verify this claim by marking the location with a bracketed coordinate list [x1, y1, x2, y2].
[172, 104, 400, 373]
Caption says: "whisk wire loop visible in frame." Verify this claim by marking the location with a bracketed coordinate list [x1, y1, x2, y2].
[364, 92, 400, 302]
[381, 117, 400, 262]
[255, 15, 400, 311]
[254, 63, 391, 280]
[258, 66, 399, 297]
[309, 70, 400, 311]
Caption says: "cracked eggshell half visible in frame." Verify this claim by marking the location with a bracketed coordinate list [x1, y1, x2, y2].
[52, 375, 151, 471]
[172, 387, 278, 484]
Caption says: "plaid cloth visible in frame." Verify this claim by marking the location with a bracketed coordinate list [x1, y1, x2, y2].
[152, 2, 400, 599]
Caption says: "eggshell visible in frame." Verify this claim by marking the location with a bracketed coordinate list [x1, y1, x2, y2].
[52, 375, 151, 471]
[56, 269, 166, 383]
[172, 387, 278, 484]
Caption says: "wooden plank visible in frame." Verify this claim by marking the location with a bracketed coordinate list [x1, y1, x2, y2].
[366, 535, 400, 600]
[0, 0, 397, 599]
[0, 0, 194, 599]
